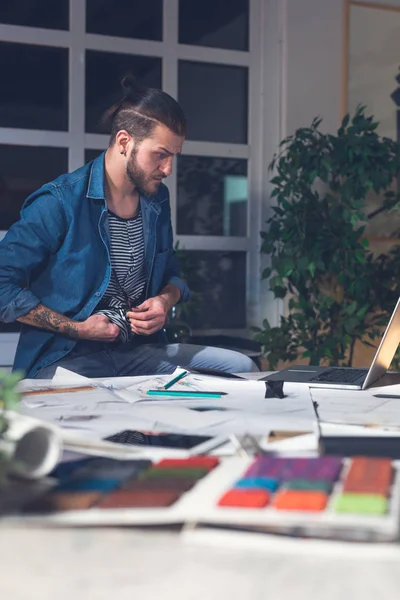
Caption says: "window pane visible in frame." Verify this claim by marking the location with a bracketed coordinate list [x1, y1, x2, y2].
[179, 0, 249, 51]
[178, 61, 248, 143]
[0, 43, 68, 131]
[0, 145, 68, 230]
[177, 156, 247, 236]
[86, 51, 162, 133]
[0, 0, 69, 30]
[85, 149, 104, 163]
[179, 250, 246, 329]
[86, 0, 162, 41]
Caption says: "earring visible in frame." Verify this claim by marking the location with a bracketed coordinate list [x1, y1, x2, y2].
[120, 150, 125, 156]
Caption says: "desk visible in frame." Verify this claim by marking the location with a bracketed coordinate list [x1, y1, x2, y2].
[1, 372, 400, 599]
[1, 524, 400, 600]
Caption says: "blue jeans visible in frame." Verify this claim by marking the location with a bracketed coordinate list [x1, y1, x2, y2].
[34, 341, 259, 379]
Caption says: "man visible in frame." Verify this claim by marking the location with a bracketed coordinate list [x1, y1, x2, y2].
[0, 78, 258, 378]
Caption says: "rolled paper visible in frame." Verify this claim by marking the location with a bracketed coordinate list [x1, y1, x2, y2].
[10, 425, 62, 479]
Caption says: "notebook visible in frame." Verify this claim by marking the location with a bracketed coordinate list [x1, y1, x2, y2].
[263, 297, 400, 390]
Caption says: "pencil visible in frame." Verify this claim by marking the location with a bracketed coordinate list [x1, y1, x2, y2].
[162, 370, 188, 390]
[23, 386, 96, 396]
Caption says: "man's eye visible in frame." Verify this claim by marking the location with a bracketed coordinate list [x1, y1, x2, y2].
[157, 153, 167, 159]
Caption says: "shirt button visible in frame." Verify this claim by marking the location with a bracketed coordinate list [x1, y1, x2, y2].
[96, 292, 101, 296]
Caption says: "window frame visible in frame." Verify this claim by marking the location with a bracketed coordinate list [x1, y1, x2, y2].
[0, 0, 282, 344]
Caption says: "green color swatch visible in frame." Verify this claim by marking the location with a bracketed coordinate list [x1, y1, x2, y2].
[335, 493, 387, 515]
[284, 479, 332, 493]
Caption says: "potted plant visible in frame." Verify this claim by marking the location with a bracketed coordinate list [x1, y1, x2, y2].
[0, 370, 22, 479]
[254, 107, 400, 369]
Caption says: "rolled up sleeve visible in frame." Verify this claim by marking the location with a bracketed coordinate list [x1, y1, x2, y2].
[162, 218, 190, 303]
[164, 255, 191, 303]
[0, 185, 67, 322]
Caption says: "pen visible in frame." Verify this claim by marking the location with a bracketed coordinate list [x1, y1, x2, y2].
[373, 394, 400, 399]
[146, 390, 226, 398]
[162, 370, 188, 390]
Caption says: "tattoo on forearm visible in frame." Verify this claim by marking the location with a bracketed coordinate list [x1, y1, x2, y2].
[63, 323, 79, 339]
[32, 307, 61, 331]
[18, 304, 80, 339]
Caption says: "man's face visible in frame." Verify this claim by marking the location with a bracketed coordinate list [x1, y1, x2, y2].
[126, 124, 184, 197]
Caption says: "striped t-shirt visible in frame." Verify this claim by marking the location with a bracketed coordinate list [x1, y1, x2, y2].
[94, 209, 146, 342]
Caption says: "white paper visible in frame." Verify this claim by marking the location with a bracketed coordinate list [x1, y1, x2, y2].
[18, 371, 316, 442]
[18, 369, 318, 459]
[310, 386, 400, 428]
[371, 382, 400, 395]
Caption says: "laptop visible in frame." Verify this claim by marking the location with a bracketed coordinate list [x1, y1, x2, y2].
[263, 297, 400, 390]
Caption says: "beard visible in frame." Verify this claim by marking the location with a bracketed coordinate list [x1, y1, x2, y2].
[126, 148, 163, 198]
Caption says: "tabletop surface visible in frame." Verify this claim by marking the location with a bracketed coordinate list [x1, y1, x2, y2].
[2, 371, 400, 600]
[1, 524, 400, 600]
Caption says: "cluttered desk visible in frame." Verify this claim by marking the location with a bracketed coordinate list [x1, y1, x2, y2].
[2, 365, 400, 600]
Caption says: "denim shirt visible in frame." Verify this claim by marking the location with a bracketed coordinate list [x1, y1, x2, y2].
[0, 152, 190, 377]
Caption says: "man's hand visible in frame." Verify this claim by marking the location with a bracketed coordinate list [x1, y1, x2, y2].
[78, 314, 120, 342]
[126, 296, 170, 336]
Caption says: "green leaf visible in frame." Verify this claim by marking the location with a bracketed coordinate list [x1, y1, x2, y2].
[308, 262, 317, 277]
[341, 113, 350, 129]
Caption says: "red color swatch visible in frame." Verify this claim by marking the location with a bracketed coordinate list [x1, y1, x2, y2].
[96, 489, 181, 508]
[156, 457, 220, 469]
[218, 489, 270, 508]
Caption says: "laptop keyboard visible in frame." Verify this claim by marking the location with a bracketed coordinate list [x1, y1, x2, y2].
[310, 368, 368, 384]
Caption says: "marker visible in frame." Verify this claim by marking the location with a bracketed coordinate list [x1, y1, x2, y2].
[162, 370, 188, 390]
[319, 435, 400, 458]
[373, 394, 400, 399]
[146, 390, 226, 398]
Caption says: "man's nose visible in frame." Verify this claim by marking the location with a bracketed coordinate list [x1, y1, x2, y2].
[160, 157, 173, 177]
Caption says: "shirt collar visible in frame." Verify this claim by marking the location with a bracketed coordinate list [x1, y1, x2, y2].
[87, 151, 106, 200]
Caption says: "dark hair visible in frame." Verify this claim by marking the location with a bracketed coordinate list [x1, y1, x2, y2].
[101, 76, 187, 145]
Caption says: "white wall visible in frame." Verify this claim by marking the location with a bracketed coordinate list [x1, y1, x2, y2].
[361, 0, 400, 5]
[348, 2, 400, 139]
[282, 0, 345, 137]
[282, 0, 400, 137]
[260, 0, 346, 328]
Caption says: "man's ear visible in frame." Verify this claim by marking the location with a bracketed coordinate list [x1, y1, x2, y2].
[115, 130, 132, 156]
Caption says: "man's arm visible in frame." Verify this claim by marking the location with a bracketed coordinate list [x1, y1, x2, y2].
[18, 304, 120, 342]
[18, 304, 80, 338]
[158, 283, 181, 312]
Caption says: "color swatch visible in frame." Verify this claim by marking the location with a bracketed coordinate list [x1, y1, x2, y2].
[25, 456, 219, 513]
[16, 454, 400, 543]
